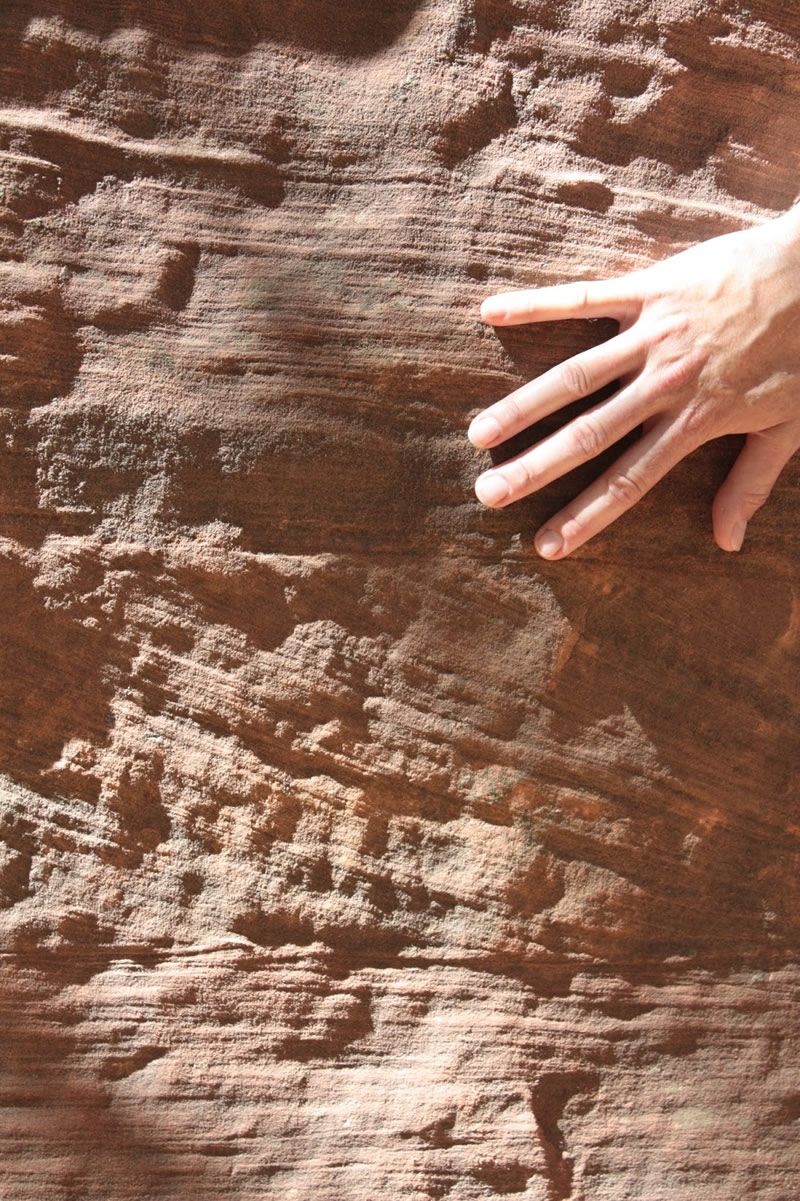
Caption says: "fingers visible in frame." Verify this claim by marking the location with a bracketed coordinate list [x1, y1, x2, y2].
[468, 327, 646, 450]
[532, 416, 686, 559]
[474, 381, 652, 507]
[480, 276, 641, 326]
[711, 424, 800, 552]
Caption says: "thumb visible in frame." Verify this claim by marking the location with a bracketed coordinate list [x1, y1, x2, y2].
[712, 425, 799, 552]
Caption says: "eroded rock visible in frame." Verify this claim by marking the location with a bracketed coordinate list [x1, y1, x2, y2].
[1, 2, 798, 1198]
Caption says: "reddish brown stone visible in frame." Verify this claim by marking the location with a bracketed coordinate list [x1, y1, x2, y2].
[1, 2, 798, 1198]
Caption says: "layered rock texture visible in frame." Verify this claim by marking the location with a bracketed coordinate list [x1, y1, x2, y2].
[1, 1, 799, 1198]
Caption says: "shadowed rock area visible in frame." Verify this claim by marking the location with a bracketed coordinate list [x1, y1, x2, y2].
[1, 1, 799, 1198]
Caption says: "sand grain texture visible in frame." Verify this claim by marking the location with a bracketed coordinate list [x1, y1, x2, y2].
[1, 1, 799, 1198]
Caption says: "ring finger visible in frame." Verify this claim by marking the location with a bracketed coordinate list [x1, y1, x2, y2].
[532, 415, 687, 558]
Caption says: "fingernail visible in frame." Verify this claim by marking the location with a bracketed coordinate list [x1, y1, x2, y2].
[731, 521, 746, 552]
[536, 529, 563, 559]
[475, 473, 510, 506]
[480, 299, 507, 323]
[468, 413, 502, 446]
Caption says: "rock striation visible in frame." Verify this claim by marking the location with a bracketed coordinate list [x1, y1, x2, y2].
[1, 2, 798, 1198]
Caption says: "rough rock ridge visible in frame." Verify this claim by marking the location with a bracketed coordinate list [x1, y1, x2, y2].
[1, 1, 798, 1198]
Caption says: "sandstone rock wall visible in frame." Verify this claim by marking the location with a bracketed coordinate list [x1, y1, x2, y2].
[1, 2, 798, 1198]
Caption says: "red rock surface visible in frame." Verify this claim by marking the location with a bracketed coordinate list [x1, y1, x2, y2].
[1, 2, 798, 1198]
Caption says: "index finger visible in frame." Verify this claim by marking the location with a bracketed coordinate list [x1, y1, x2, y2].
[480, 277, 641, 326]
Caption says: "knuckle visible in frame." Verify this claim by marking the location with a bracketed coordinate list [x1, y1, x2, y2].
[509, 457, 534, 492]
[658, 359, 700, 395]
[605, 469, 646, 506]
[741, 488, 771, 516]
[499, 394, 523, 427]
[559, 509, 592, 551]
[569, 282, 589, 310]
[653, 314, 691, 345]
[675, 398, 713, 443]
[568, 415, 606, 460]
[561, 510, 585, 540]
[559, 357, 592, 398]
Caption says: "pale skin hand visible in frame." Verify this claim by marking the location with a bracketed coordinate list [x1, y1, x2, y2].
[469, 205, 800, 558]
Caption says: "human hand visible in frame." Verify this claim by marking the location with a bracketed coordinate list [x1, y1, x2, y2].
[469, 207, 800, 558]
